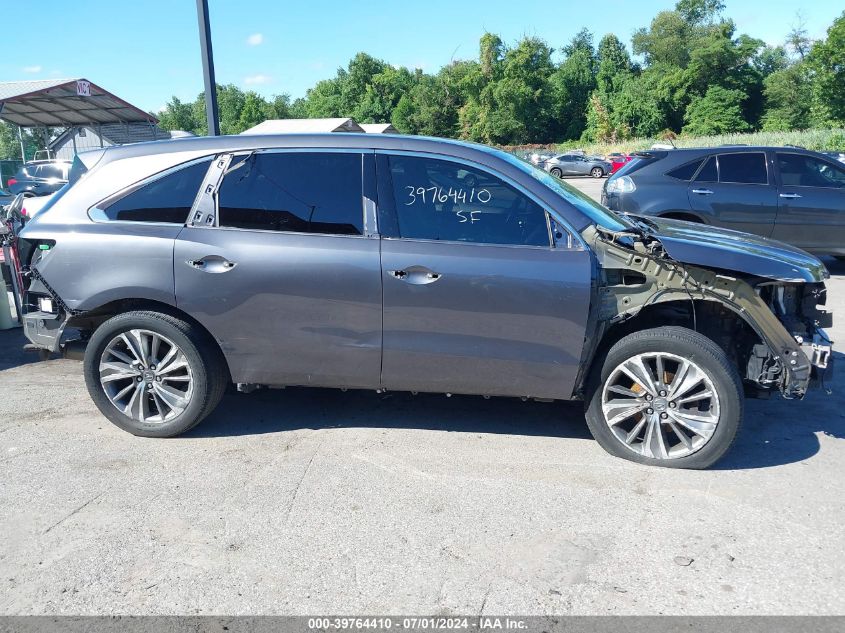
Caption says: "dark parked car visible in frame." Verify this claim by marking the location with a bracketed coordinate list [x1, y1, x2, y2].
[544, 154, 611, 178]
[7, 160, 71, 196]
[7, 135, 833, 469]
[0, 186, 13, 208]
[602, 146, 845, 257]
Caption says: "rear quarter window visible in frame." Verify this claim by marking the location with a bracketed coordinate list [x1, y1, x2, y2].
[98, 158, 212, 223]
[665, 159, 704, 181]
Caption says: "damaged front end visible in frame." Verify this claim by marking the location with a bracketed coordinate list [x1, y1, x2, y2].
[581, 222, 833, 400]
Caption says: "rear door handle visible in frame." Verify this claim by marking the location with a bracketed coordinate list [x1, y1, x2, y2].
[691, 188, 714, 195]
[388, 266, 441, 285]
[779, 193, 803, 199]
[186, 255, 237, 273]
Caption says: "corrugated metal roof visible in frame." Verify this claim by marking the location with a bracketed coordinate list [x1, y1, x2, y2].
[0, 78, 157, 127]
[360, 123, 399, 134]
[0, 78, 78, 100]
[49, 122, 172, 150]
[241, 118, 364, 134]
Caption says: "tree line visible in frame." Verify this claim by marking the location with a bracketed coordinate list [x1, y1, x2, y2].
[155, 1, 844, 145]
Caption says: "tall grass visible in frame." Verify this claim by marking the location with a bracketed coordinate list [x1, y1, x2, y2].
[554, 128, 845, 156]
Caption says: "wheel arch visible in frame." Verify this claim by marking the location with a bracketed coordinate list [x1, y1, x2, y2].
[580, 296, 765, 398]
[68, 298, 232, 381]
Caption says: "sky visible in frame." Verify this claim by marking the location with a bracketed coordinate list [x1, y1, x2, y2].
[1, 0, 841, 114]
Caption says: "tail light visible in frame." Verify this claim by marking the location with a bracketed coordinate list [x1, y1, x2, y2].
[7, 178, 16, 186]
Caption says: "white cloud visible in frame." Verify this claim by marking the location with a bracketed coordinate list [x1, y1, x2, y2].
[244, 74, 272, 85]
[246, 33, 264, 46]
[23, 65, 42, 73]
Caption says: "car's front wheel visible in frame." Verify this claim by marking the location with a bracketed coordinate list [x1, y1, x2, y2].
[585, 326, 742, 469]
[590, 167, 605, 178]
[83, 311, 228, 437]
[550, 167, 563, 178]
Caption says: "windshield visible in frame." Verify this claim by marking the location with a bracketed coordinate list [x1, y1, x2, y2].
[497, 150, 631, 231]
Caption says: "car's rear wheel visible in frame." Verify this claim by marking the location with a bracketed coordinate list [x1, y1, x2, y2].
[83, 311, 227, 437]
[550, 167, 563, 178]
[585, 326, 742, 469]
[590, 167, 604, 178]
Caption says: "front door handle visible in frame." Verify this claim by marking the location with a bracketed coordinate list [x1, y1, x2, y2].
[691, 188, 714, 195]
[779, 193, 803, 199]
[186, 255, 237, 273]
[388, 266, 442, 285]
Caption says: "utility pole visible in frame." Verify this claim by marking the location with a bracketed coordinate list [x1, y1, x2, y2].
[195, 0, 220, 136]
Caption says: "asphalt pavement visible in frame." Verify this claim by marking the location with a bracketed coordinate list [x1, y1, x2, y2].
[0, 177, 842, 615]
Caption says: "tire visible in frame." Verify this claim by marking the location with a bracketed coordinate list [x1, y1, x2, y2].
[550, 168, 563, 178]
[590, 167, 604, 178]
[585, 326, 742, 469]
[83, 311, 228, 437]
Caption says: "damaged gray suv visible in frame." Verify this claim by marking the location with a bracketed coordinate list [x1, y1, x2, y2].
[8, 134, 833, 469]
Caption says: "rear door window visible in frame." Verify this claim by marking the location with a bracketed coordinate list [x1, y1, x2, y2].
[718, 153, 768, 184]
[777, 153, 845, 189]
[99, 158, 211, 223]
[217, 152, 363, 235]
[387, 155, 550, 247]
[36, 164, 66, 180]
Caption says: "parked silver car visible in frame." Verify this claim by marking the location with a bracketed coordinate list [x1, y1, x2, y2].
[544, 154, 612, 178]
[6, 134, 833, 469]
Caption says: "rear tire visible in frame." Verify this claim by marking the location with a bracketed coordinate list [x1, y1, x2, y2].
[83, 311, 228, 437]
[585, 326, 742, 469]
[590, 167, 604, 178]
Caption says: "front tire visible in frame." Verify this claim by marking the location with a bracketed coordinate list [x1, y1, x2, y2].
[83, 311, 228, 437]
[585, 326, 742, 469]
[590, 167, 605, 178]
[550, 167, 563, 178]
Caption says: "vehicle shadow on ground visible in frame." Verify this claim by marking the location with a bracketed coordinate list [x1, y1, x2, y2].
[715, 350, 844, 470]
[190, 354, 844, 470]
[188, 388, 594, 441]
[824, 256, 845, 276]
[0, 327, 41, 370]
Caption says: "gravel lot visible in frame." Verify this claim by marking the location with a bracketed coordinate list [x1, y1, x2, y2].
[0, 177, 842, 615]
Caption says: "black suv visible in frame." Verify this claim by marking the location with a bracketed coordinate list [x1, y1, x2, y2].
[602, 146, 845, 257]
[8, 160, 71, 197]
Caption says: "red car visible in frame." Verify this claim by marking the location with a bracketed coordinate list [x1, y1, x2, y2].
[607, 153, 632, 174]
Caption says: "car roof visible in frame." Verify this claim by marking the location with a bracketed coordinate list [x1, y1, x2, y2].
[88, 133, 506, 167]
[642, 145, 825, 156]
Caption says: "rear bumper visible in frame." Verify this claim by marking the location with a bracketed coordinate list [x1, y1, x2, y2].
[22, 310, 69, 353]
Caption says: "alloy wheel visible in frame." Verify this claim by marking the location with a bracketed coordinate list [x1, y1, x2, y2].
[98, 329, 194, 424]
[601, 352, 720, 459]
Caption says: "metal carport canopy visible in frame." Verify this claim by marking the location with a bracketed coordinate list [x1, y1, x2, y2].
[0, 78, 158, 127]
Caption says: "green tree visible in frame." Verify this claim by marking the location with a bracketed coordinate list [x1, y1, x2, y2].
[236, 91, 267, 133]
[548, 29, 597, 140]
[683, 85, 750, 135]
[595, 34, 632, 99]
[157, 96, 199, 133]
[808, 11, 845, 125]
[761, 63, 812, 131]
